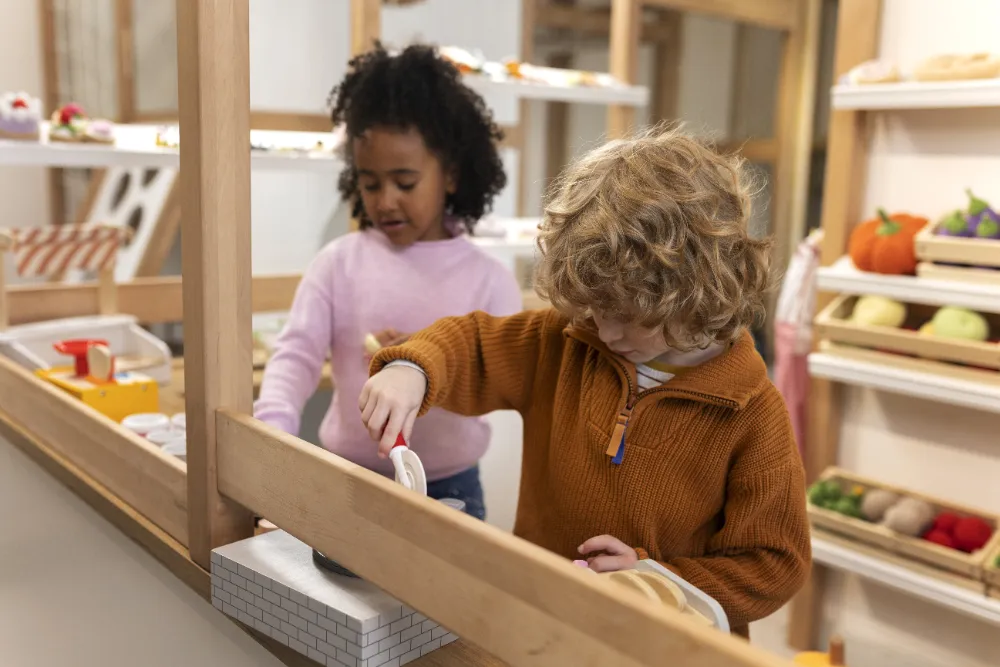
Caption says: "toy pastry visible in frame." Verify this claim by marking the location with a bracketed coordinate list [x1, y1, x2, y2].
[844, 59, 901, 85]
[49, 103, 116, 144]
[84, 118, 116, 145]
[913, 53, 1000, 82]
[0, 91, 42, 141]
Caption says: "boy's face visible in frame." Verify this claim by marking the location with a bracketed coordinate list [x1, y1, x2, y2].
[591, 313, 671, 364]
[353, 125, 456, 246]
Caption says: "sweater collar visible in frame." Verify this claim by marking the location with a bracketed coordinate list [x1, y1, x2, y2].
[564, 325, 767, 410]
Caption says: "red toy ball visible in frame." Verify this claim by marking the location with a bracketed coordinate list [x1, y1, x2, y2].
[932, 511, 961, 534]
[923, 529, 955, 550]
[952, 517, 993, 553]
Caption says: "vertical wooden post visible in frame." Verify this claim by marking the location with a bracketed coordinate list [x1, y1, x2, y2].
[544, 51, 573, 192]
[786, 0, 882, 651]
[115, 0, 136, 123]
[351, 0, 381, 56]
[97, 267, 117, 315]
[608, 0, 640, 139]
[516, 0, 537, 217]
[176, 0, 255, 568]
[650, 10, 682, 122]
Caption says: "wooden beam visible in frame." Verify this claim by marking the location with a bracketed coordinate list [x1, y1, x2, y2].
[536, 3, 680, 42]
[720, 138, 779, 164]
[785, 0, 882, 652]
[351, 0, 381, 56]
[0, 357, 189, 546]
[641, 0, 798, 31]
[175, 0, 255, 568]
[217, 411, 796, 667]
[37, 0, 65, 227]
[650, 9, 682, 121]
[545, 50, 573, 190]
[516, 0, 537, 217]
[115, 0, 136, 122]
[608, 0, 641, 139]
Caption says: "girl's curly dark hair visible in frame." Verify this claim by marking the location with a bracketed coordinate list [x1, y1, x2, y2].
[328, 42, 507, 231]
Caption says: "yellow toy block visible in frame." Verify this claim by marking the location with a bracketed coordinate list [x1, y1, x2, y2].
[37, 367, 158, 423]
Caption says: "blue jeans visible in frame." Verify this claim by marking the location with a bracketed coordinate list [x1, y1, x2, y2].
[427, 465, 486, 521]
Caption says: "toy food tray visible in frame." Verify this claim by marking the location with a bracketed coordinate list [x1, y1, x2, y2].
[915, 223, 1000, 270]
[634, 560, 729, 633]
[808, 467, 1000, 581]
[815, 294, 1000, 370]
[917, 261, 1000, 287]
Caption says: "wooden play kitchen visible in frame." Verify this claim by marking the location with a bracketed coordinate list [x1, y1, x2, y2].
[0, 0, 822, 666]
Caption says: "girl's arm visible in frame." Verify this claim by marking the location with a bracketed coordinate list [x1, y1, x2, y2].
[253, 253, 336, 436]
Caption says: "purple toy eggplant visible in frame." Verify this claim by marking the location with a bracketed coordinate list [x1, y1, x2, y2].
[936, 209, 971, 237]
[964, 189, 996, 234]
[977, 214, 1000, 240]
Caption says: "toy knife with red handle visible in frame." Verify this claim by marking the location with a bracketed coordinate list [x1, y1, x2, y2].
[388, 433, 427, 496]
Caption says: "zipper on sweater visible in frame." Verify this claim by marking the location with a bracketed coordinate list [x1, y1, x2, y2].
[606, 359, 637, 464]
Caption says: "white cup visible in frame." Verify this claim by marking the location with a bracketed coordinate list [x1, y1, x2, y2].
[162, 437, 187, 462]
[171, 413, 186, 431]
[147, 429, 176, 447]
[121, 413, 170, 437]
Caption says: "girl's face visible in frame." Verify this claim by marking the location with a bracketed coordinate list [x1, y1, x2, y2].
[353, 125, 456, 246]
[591, 313, 671, 364]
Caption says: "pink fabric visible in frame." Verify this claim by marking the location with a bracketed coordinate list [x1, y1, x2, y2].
[254, 228, 524, 481]
[773, 321, 809, 456]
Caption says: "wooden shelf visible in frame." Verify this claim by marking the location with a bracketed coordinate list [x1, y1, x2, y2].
[808, 345, 1000, 414]
[461, 73, 649, 107]
[817, 256, 1000, 315]
[812, 531, 1000, 627]
[832, 78, 1000, 111]
[0, 123, 344, 172]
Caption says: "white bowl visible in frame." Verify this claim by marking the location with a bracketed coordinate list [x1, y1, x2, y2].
[171, 413, 186, 431]
[147, 429, 176, 447]
[162, 437, 187, 462]
[121, 413, 170, 436]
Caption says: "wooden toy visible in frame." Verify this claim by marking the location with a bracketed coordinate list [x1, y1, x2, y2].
[794, 636, 846, 666]
[36, 338, 158, 422]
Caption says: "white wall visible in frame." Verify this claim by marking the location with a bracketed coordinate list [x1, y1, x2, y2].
[0, 1, 49, 230]
[821, 2, 1000, 665]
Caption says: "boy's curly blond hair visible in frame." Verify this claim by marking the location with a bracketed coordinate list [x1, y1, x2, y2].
[534, 123, 774, 351]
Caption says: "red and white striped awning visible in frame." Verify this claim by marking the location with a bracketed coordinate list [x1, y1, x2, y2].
[2, 224, 129, 278]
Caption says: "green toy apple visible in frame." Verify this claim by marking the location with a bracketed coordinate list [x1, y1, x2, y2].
[850, 295, 907, 328]
[930, 306, 990, 342]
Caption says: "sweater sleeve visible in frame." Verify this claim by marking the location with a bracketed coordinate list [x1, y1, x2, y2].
[253, 251, 336, 436]
[370, 308, 557, 416]
[643, 397, 811, 629]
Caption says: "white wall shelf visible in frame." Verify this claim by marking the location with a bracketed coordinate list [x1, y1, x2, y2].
[808, 350, 1000, 414]
[817, 256, 1000, 314]
[832, 78, 1000, 111]
[461, 74, 649, 107]
[812, 535, 1000, 628]
[0, 123, 344, 172]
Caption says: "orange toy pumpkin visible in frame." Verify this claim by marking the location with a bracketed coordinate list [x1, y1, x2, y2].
[848, 208, 928, 275]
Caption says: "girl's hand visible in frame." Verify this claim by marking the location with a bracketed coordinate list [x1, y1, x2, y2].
[578, 535, 639, 573]
[363, 329, 410, 362]
[359, 365, 427, 457]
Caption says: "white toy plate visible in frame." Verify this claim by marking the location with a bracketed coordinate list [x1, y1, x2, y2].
[634, 560, 730, 633]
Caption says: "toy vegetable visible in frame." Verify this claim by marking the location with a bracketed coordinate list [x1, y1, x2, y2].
[848, 208, 927, 275]
[795, 636, 845, 666]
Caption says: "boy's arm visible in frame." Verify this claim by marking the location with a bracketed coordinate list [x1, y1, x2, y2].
[640, 397, 811, 629]
[254, 254, 335, 435]
[370, 308, 558, 416]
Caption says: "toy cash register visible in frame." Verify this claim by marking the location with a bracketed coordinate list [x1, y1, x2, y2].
[36, 338, 158, 422]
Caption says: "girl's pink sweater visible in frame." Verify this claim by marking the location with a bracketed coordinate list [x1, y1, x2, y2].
[254, 228, 524, 481]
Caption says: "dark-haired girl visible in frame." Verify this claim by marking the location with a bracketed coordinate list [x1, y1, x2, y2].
[254, 43, 522, 520]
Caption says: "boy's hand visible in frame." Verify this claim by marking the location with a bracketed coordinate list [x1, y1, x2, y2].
[578, 535, 639, 572]
[359, 365, 427, 458]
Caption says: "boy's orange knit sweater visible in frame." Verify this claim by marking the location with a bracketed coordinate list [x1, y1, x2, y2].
[372, 308, 811, 636]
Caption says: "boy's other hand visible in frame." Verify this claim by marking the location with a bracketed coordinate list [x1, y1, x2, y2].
[578, 535, 639, 572]
[359, 365, 427, 458]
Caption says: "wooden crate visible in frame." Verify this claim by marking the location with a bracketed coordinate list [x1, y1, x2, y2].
[914, 224, 1000, 270]
[816, 294, 1000, 370]
[819, 340, 1000, 388]
[808, 467, 1000, 580]
[917, 261, 1000, 287]
[985, 543, 1000, 598]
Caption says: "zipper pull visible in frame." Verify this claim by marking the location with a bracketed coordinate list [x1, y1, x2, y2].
[606, 400, 634, 463]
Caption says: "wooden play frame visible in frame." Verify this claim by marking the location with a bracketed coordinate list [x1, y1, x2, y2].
[0, 1, 818, 665]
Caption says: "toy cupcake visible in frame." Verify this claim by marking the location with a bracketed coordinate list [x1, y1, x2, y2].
[0, 92, 42, 141]
[49, 103, 89, 142]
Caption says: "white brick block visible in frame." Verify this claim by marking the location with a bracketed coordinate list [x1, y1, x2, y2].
[255, 595, 272, 613]
[336, 648, 357, 667]
[213, 586, 231, 605]
[345, 616, 363, 633]
[326, 607, 348, 626]
[264, 612, 281, 630]
[441, 632, 458, 646]
[231, 597, 247, 613]
[281, 620, 298, 637]
[420, 638, 441, 656]
[298, 629, 317, 649]
[378, 632, 401, 652]
[230, 573, 247, 589]
[290, 589, 309, 606]
[263, 589, 281, 606]
[359, 616, 380, 635]
[389, 642, 410, 660]
[223, 602, 238, 618]
[325, 632, 347, 651]
[255, 571, 272, 589]
[399, 647, 422, 665]
[280, 597, 299, 615]
[211, 551, 222, 566]
[211, 574, 224, 589]
[212, 598, 224, 612]
[410, 613, 426, 626]
[431, 626, 447, 640]
[308, 598, 327, 616]
[271, 629, 289, 646]
[271, 606, 288, 623]
[273, 582, 290, 598]
[247, 581, 264, 598]
[238, 589, 255, 604]
[254, 618, 270, 634]
[291, 614, 309, 632]
[400, 626, 421, 643]
[379, 606, 403, 628]
[365, 625, 390, 646]
[420, 619, 436, 634]
[238, 610, 254, 626]
[318, 639, 340, 658]
[288, 637, 308, 655]
[306, 647, 325, 663]
[308, 621, 327, 639]
[215, 567, 229, 582]
[345, 642, 362, 659]
[410, 631, 432, 649]
[329, 658, 353, 667]
[238, 564, 255, 580]
[223, 581, 239, 597]
[318, 615, 339, 634]
[389, 617, 411, 636]
[337, 625, 359, 644]
[367, 651, 390, 667]
[360, 643, 380, 661]
[248, 606, 263, 621]
[400, 605, 413, 617]
[300, 607, 318, 624]
[382, 658, 400, 667]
